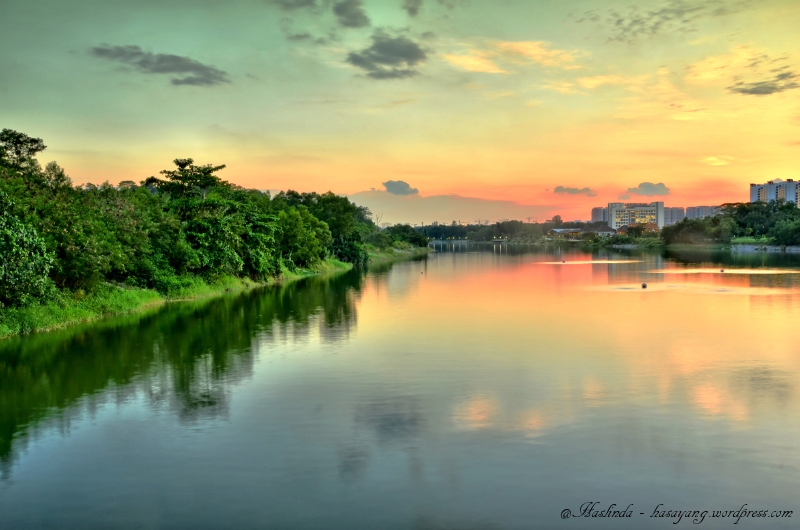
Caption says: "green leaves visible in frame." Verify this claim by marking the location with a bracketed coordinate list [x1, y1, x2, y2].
[0, 192, 54, 307]
[276, 206, 331, 269]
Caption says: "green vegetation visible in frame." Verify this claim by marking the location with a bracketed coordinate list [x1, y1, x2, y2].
[661, 201, 800, 246]
[0, 128, 428, 337]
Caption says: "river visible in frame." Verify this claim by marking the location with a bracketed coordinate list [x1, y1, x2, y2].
[1, 246, 798, 529]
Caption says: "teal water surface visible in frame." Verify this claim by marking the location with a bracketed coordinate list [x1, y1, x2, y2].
[1, 247, 798, 529]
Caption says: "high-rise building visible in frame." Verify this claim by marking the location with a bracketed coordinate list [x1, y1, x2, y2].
[591, 207, 608, 223]
[685, 206, 720, 219]
[607, 202, 665, 229]
[750, 179, 800, 205]
[663, 207, 685, 226]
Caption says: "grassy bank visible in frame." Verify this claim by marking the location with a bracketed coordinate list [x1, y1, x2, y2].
[0, 258, 357, 340]
[0, 250, 438, 340]
[368, 245, 430, 264]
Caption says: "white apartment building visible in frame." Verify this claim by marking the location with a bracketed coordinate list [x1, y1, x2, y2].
[607, 202, 665, 229]
[750, 179, 800, 205]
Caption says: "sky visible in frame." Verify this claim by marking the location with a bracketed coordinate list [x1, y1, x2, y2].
[1, 0, 799, 223]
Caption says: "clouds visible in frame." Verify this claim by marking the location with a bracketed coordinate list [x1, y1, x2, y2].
[554, 186, 596, 197]
[728, 70, 799, 95]
[272, 0, 316, 10]
[347, 31, 427, 79]
[443, 51, 507, 74]
[579, 0, 748, 43]
[703, 156, 733, 166]
[687, 45, 800, 97]
[383, 180, 419, 195]
[444, 41, 582, 74]
[577, 74, 650, 89]
[333, 0, 370, 28]
[493, 41, 581, 69]
[625, 182, 670, 196]
[403, 0, 423, 17]
[90, 45, 229, 86]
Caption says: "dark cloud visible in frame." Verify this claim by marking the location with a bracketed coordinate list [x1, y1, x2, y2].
[578, 0, 749, 43]
[279, 18, 313, 41]
[347, 31, 427, 79]
[626, 182, 670, 196]
[403, 0, 423, 16]
[554, 185, 596, 197]
[90, 45, 229, 86]
[728, 70, 799, 95]
[383, 180, 419, 195]
[333, 0, 370, 28]
[272, 0, 316, 10]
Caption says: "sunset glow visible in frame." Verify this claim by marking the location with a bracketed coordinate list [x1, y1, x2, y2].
[2, 0, 799, 223]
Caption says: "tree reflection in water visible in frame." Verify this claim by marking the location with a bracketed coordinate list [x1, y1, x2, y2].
[0, 267, 366, 478]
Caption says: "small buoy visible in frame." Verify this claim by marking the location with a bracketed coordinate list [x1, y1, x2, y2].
[720, 268, 724, 273]
[562, 260, 565, 264]
[642, 283, 647, 289]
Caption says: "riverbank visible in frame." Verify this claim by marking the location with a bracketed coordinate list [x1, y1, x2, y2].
[0, 259, 347, 340]
[0, 248, 432, 340]
[368, 246, 430, 264]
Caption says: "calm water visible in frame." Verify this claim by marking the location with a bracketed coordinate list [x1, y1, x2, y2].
[1, 246, 799, 529]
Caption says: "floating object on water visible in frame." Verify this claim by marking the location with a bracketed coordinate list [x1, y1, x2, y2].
[562, 260, 565, 264]
[642, 283, 647, 289]
[721, 268, 724, 272]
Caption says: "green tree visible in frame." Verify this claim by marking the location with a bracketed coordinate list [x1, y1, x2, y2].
[0, 192, 54, 307]
[0, 129, 46, 169]
[276, 206, 331, 268]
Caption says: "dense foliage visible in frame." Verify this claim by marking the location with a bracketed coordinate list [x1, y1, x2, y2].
[661, 201, 800, 245]
[0, 128, 426, 308]
[0, 192, 54, 307]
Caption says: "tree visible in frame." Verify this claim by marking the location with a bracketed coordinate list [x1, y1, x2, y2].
[276, 206, 332, 268]
[145, 158, 228, 199]
[0, 192, 54, 307]
[0, 129, 46, 169]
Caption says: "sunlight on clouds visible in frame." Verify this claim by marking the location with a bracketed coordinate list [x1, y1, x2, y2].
[492, 41, 584, 69]
[577, 74, 650, 89]
[443, 51, 506, 73]
[703, 156, 733, 166]
[444, 40, 583, 74]
[617, 68, 708, 120]
[540, 80, 578, 94]
[484, 90, 515, 99]
[525, 100, 543, 107]
[686, 45, 769, 85]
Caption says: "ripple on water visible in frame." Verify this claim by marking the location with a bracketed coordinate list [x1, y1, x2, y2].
[648, 268, 800, 275]
[537, 260, 643, 265]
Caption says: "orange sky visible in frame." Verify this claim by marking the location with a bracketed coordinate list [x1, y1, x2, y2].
[2, 0, 799, 222]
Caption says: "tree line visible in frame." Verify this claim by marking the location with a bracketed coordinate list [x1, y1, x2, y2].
[0, 129, 426, 309]
[661, 201, 800, 245]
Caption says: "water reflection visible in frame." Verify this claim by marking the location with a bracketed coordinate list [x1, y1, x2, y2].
[2, 246, 800, 528]
[0, 268, 366, 476]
